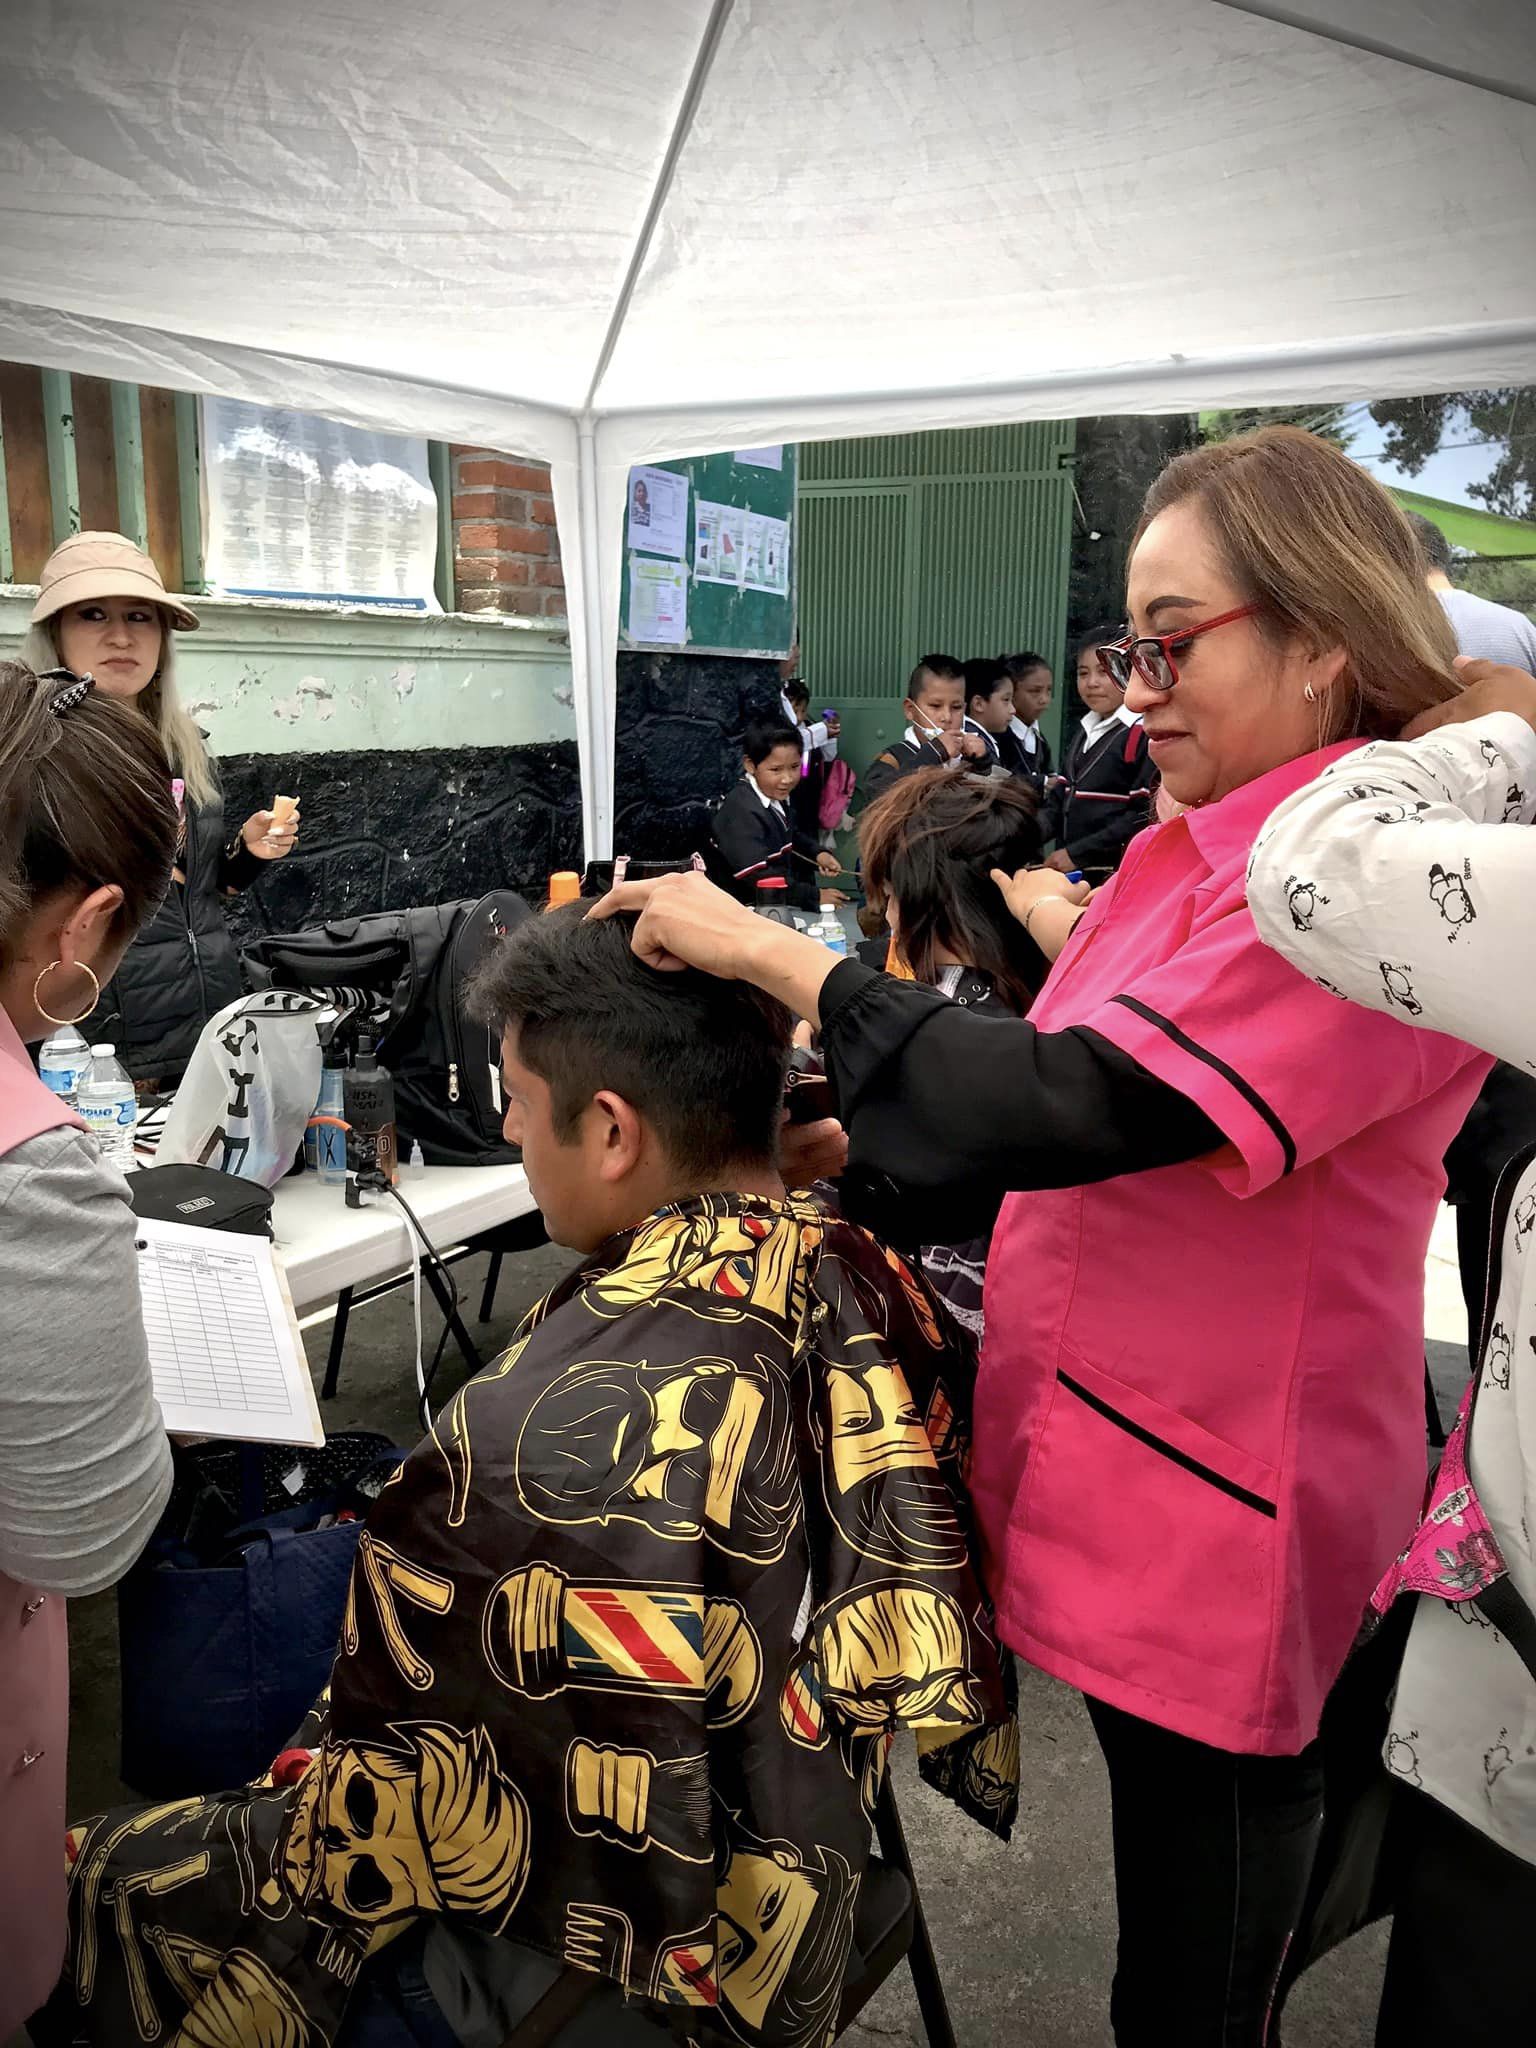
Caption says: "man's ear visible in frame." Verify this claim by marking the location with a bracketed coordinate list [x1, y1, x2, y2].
[590, 1089, 646, 1183]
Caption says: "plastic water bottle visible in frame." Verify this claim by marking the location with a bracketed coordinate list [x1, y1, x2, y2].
[38, 1023, 91, 1106]
[77, 1044, 137, 1171]
[813, 912, 848, 959]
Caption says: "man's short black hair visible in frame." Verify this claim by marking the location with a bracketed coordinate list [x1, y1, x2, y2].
[470, 904, 793, 1176]
[908, 653, 964, 693]
[783, 678, 810, 711]
[1405, 509, 1454, 574]
[963, 656, 1010, 704]
[743, 719, 803, 765]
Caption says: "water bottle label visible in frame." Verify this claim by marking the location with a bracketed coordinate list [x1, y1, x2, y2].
[41, 1065, 86, 1097]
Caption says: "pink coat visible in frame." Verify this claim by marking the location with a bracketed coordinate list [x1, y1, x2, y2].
[0, 1008, 82, 2031]
[978, 744, 1492, 1755]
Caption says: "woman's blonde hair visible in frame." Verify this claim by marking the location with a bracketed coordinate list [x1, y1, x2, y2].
[1136, 425, 1460, 741]
[19, 610, 218, 808]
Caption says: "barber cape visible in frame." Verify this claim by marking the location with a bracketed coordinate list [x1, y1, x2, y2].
[45, 1193, 1015, 2048]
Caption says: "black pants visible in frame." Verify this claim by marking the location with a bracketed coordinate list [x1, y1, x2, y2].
[1376, 1789, 1536, 2045]
[1086, 1695, 1326, 2047]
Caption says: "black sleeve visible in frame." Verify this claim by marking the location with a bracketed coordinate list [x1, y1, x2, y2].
[711, 789, 779, 899]
[217, 838, 266, 893]
[819, 960, 1223, 1243]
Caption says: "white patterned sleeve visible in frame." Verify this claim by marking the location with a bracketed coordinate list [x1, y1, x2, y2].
[1247, 713, 1536, 1073]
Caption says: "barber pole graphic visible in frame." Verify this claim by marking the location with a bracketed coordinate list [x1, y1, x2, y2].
[779, 1657, 828, 1749]
[652, 1923, 720, 2009]
[483, 1564, 760, 1725]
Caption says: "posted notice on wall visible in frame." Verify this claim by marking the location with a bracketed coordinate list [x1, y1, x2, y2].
[733, 446, 784, 470]
[744, 512, 791, 596]
[627, 465, 690, 559]
[201, 397, 439, 609]
[694, 499, 750, 585]
[628, 556, 689, 645]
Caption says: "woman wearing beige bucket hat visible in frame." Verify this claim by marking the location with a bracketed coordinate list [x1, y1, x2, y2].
[20, 532, 299, 1079]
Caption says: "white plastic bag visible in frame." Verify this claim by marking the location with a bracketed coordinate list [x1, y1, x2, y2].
[158, 991, 324, 1187]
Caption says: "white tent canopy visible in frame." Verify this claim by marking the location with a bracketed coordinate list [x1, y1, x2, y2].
[2, 0, 1533, 854]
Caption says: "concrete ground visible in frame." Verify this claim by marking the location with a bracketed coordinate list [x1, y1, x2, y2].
[63, 1213, 1475, 2046]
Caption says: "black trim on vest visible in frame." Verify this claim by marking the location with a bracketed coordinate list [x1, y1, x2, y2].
[1111, 994, 1298, 1176]
[1058, 1369, 1278, 1518]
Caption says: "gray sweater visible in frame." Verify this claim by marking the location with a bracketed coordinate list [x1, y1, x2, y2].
[0, 1127, 172, 1595]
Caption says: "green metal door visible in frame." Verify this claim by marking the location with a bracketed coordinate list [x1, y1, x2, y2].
[797, 423, 1076, 788]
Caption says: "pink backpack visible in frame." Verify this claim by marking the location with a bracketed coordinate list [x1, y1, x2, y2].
[819, 756, 856, 831]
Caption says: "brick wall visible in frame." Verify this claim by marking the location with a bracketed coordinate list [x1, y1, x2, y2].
[450, 448, 567, 618]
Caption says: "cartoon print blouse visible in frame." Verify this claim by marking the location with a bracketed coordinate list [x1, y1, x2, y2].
[1249, 710, 1536, 1863]
[44, 1193, 1016, 2047]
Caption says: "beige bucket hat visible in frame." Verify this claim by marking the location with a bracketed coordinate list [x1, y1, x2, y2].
[30, 531, 200, 632]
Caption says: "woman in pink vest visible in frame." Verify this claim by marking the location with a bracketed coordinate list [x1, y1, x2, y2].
[595, 428, 1493, 2045]
[0, 660, 178, 2032]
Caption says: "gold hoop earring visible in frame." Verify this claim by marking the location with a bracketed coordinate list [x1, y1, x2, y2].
[1304, 683, 1317, 703]
[33, 961, 101, 1028]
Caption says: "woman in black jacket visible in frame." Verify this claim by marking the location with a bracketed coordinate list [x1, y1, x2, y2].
[22, 531, 299, 1080]
[1042, 622, 1156, 877]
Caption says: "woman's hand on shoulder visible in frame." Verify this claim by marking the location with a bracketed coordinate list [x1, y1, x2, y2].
[990, 864, 1091, 925]
[1403, 658, 1536, 740]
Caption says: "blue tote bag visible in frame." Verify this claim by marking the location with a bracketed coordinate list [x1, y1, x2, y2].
[117, 1434, 403, 1797]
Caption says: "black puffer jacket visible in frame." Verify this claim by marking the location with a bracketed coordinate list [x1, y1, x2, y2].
[89, 787, 248, 1081]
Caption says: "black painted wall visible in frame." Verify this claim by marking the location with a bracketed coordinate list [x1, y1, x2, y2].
[220, 741, 582, 942]
[613, 650, 783, 862]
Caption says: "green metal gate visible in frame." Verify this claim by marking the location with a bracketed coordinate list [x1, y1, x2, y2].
[797, 422, 1077, 782]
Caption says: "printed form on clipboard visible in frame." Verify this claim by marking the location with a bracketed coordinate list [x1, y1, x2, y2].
[135, 1217, 324, 1446]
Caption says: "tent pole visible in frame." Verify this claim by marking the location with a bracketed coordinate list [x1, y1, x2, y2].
[576, 415, 613, 862]
[1208, 3, 1536, 110]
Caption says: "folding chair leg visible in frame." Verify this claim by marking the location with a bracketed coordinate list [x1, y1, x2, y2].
[421, 1260, 485, 1398]
[1424, 1355, 1447, 1448]
[321, 1288, 353, 1401]
[479, 1248, 505, 1324]
[873, 1780, 957, 2048]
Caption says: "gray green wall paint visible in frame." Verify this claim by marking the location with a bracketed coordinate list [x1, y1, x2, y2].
[0, 590, 576, 756]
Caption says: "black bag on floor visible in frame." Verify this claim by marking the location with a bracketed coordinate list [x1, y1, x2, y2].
[242, 891, 532, 1165]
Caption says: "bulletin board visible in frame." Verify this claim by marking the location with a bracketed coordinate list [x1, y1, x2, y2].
[620, 446, 797, 658]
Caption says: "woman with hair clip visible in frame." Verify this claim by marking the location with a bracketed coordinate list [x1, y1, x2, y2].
[856, 768, 1050, 1336]
[596, 428, 1498, 2044]
[0, 661, 177, 2032]
[20, 531, 300, 1081]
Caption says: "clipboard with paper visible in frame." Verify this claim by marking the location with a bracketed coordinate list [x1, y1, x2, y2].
[135, 1216, 324, 1446]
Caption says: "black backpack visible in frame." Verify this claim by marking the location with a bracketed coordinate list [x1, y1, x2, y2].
[242, 891, 532, 1165]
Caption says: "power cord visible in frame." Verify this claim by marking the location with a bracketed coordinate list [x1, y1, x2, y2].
[347, 1171, 464, 1421]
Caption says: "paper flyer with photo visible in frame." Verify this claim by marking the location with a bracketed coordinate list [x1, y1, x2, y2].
[627, 556, 689, 645]
[626, 465, 689, 558]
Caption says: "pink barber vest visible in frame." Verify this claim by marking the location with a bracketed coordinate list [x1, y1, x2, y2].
[977, 744, 1490, 1755]
[0, 1005, 82, 2030]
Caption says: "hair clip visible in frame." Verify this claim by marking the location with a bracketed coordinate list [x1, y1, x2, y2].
[46, 672, 96, 717]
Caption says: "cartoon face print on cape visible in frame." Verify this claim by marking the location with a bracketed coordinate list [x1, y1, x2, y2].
[280, 1721, 530, 1934]
[809, 1251, 968, 1572]
[514, 1350, 800, 1561]
[577, 1200, 814, 1338]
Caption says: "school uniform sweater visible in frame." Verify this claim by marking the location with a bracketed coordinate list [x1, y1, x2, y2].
[711, 774, 821, 910]
[1042, 705, 1156, 874]
[862, 730, 955, 804]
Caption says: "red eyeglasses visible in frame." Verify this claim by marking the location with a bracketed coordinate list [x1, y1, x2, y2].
[1096, 604, 1262, 693]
